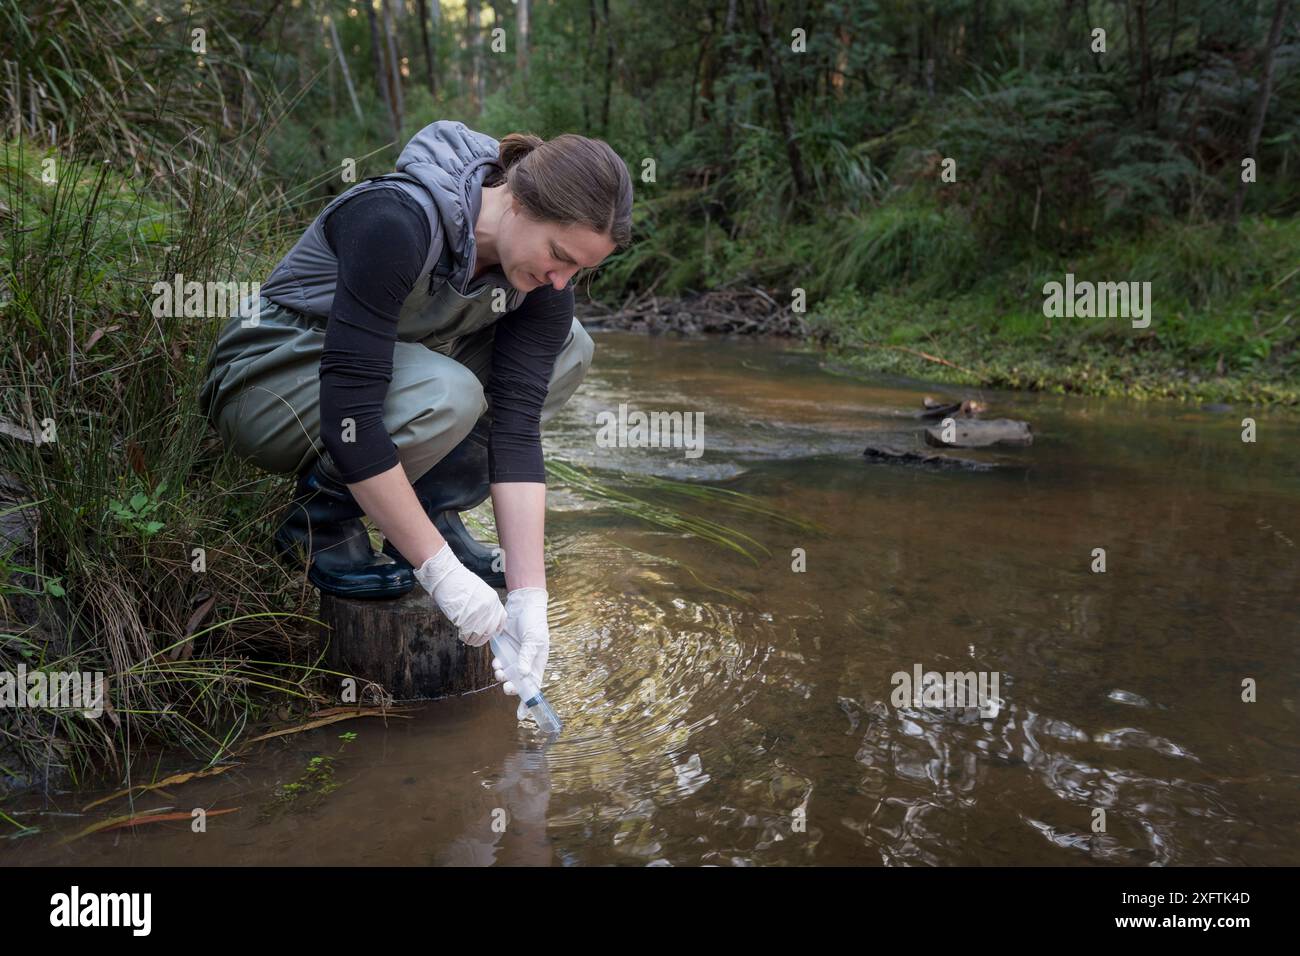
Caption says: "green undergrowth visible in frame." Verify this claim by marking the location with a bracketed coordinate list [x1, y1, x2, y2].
[0, 132, 326, 800]
[803, 217, 1300, 406]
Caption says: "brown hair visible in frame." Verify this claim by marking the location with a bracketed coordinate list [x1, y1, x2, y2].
[496, 131, 633, 252]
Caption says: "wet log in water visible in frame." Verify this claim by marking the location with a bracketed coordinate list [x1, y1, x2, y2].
[861, 443, 1000, 471]
[319, 588, 499, 702]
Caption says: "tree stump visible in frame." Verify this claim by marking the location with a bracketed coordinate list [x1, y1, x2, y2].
[319, 587, 500, 702]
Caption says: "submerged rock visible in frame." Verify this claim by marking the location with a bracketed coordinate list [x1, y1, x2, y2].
[924, 418, 1033, 448]
[1107, 689, 1152, 708]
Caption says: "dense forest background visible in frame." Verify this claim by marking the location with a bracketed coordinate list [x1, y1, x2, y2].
[5, 1, 1299, 395]
[0, 1, 1297, 789]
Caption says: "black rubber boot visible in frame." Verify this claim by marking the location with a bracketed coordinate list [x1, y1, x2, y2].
[382, 418, 506, 589]
[272, 451, 415, 600]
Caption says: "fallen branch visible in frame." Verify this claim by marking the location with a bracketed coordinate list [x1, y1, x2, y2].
[60, 807, 241, 844]
[865, 342, 982, 377]
[81, 764, 236, 813]
[241, 706, 417, 745]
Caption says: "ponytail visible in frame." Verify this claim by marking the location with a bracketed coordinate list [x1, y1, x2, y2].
[497, 132, 544, 173]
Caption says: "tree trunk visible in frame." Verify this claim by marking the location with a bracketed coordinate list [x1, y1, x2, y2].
[1135, 0, 1153, 120]
[928, 5, 940, 96]
[1229, 0, 1290, 226]
[368, 1, 399, 142]
[721, 0, 739, 162]
[752, 0, 808, 196]
[1056, 0, 1075, 61]
[831, 23, 851, 101]
[601, 0, 614, 135]
[490, 0, 510, 90]
[694, 4, 718, 128]
[1123, 0, 1136, 88]
[1164, 0, 1179, 71]
[417, 0, 437, 97]
[517, 0, 531, 79]
[467, 0, 484, 113]
[382, 0, 404, 136]
[584, 0, 597, 130]
[327, 33, 337, 117]
[327, 12, 364, 123]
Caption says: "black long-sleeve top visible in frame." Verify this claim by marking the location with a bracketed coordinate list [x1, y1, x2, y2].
[316, 186, 574, 484]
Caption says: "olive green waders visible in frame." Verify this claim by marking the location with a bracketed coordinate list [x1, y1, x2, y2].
[197, 284, 595, 598]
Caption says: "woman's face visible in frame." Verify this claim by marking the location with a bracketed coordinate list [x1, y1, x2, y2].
[501, 194, 617, 293]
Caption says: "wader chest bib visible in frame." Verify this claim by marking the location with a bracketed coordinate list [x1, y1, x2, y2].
[198, 119, 594, 485]
[198, 164, 531, 478]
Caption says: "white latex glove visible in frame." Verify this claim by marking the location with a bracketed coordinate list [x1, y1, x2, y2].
[492, 587, 549, 720]
[414, 543, 506, 646]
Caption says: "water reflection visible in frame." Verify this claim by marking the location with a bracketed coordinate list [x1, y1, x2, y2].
[6, 330, 1298, 865]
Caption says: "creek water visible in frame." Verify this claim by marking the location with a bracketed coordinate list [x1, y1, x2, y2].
[7, 330, 1299, 865]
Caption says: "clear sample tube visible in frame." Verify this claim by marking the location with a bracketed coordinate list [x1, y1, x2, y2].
[490, 634, 563, 735]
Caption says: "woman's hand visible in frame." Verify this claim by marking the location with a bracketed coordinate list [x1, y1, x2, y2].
[493, 587, 549, 719]
[414, 543, 507, 645]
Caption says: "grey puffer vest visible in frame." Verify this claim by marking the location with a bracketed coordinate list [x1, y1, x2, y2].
[198, 120, 527, 425]
[260, 118, 528, 323]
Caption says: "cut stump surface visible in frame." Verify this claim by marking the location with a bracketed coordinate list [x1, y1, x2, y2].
[319, 587, 500, 702]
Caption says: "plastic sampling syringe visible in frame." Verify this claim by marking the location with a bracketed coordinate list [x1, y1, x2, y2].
[490, 634, 563, 735]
